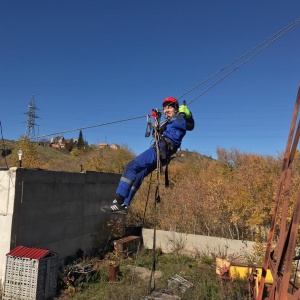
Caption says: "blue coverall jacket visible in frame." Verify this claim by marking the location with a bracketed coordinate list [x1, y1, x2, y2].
[117, 112, 193, 206]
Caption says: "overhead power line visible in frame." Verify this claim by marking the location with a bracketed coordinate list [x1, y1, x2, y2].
[37, 18, 300, 139]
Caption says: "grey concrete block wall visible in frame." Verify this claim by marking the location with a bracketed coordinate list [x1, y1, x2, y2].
[0, 167, 126, 286]
[142, 228, 255, 259]
[0, 167, 258, 287]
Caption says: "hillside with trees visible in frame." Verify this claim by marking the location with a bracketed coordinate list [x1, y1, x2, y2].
[1, 137, 297, 244]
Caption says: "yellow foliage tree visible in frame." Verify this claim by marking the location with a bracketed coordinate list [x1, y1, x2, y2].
[10, 136, 44, 169]
[84, 145, 135, 173]
[127, 148, 282, 243]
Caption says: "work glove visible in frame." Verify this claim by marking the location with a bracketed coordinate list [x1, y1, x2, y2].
[179, 104, 191, 117]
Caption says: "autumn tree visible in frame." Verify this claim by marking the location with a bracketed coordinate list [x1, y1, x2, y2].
[5, 136, 286, 243]
[10, 136, 43, 169]
[84, 145, 135, 173]
[215, 148, 279, 241]
[127, 148, 281, 242]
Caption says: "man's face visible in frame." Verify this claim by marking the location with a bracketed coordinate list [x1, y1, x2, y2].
[163, 105, 177, 118]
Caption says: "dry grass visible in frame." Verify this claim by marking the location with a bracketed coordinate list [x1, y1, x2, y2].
[56, 249, 249, 300]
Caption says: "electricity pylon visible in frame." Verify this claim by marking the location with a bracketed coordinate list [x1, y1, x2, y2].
[24, 95, 39, 141]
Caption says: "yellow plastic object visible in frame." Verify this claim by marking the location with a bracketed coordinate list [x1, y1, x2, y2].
[230, 265, 273, 284]
[215, 257, 273, 284]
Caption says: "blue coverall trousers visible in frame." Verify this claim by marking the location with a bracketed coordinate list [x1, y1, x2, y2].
[116, 146, 169, 206]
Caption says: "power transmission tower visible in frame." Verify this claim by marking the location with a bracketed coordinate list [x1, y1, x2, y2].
[24, 95, 39, 141]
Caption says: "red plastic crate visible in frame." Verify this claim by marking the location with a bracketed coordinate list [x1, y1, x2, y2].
[2, 246, 58, 300]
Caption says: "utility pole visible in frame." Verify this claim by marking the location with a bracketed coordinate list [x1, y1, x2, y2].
[24, 95, 39, 141]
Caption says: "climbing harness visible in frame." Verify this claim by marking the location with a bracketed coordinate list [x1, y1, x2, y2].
[145, 109, 174, 188]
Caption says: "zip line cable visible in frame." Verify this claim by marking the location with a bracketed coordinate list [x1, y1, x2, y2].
[37, 18, 300, 139]
[177, 17, 300, 101]
[38, 115, 145, 138]
[186, 17, 300, 106]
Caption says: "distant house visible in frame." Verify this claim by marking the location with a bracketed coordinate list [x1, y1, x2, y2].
[98, 143, 108, 149]
[109, 143, 119, 150]
[50, 136, 75, 151]
[50, 136, 65, 149]
[50, 136, 64, 144]
[98, 143, 119, 150]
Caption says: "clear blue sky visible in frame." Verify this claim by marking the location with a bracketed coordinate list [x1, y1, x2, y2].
[0, 1, 299, 158]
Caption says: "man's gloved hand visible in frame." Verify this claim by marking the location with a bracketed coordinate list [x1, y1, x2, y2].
[179, 105, 191, 117]
[151, 108, 161, 123]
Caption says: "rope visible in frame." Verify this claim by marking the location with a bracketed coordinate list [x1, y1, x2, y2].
[142, 172, 153, 226]
[129, 172, 153, 294]
[130, 163, 154, 293]
[128, 119, 161, 294]
[148, 121, 162, 294]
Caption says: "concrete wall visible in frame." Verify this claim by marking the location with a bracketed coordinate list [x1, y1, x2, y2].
[142, 228, 255, 259]
[0, 168, 16, 287]
[0, 167, 124, 286]
[0, 167, 257, 287]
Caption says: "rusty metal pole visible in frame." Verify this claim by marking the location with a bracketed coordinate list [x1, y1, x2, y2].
[257, 86, 300, 300]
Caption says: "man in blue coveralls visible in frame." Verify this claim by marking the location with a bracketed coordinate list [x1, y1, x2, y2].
[101, 96, 194, 214]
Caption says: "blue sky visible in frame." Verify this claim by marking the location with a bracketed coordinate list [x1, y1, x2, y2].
[0, 1, 299, 158]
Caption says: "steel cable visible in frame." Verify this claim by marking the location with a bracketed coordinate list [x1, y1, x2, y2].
[177, 18, 300, 101]
[186, 18, 300, 106]
[36, 18, 300, 139]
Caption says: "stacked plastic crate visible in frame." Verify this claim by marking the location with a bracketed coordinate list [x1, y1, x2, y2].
[2, 246, 58, 300]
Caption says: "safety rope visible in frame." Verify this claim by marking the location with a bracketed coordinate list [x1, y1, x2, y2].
[142, 172, 153, 226]
[130, 120, 163, 294]
[148, 120, 162, 294]
[129, 171, 154, 293]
